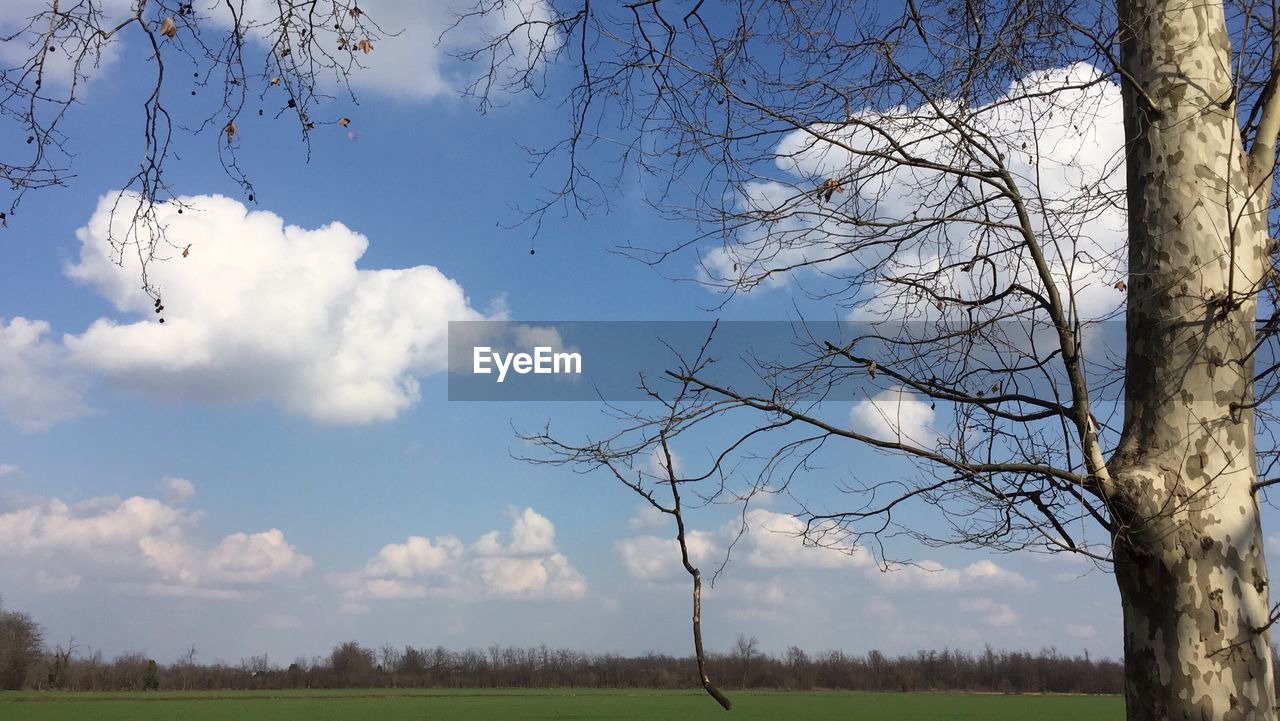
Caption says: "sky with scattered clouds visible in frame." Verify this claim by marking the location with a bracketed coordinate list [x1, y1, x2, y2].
[0, 1, 1240, 667]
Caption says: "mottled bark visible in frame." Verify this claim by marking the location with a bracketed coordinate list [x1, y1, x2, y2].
[1113, 1, 1276, 718]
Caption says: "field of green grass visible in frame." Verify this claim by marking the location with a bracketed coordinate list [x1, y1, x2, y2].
[2, 688, 1122, 720]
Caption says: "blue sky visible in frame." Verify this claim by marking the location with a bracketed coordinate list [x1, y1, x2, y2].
[0, 1, 1202, 667]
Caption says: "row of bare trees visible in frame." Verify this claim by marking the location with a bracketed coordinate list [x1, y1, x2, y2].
[6, 631, 1128, 694]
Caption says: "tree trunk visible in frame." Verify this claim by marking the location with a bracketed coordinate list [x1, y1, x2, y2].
[1113, 0, 1276, 718]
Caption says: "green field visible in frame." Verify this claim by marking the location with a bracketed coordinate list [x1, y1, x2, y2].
[1, 688, 1122, 720]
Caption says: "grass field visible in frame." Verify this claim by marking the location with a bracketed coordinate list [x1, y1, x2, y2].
[1, 688, 1123, 720]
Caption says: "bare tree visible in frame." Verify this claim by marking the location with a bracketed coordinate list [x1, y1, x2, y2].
[0, 600, 43, 690]
[173, 644, 197, 691]
[329, 640, 374, 688]
[730, 634, 759, 690]
[378, 643, 402, 687]
[46, 637, 77, 689]
[460, 1, 1280, 718]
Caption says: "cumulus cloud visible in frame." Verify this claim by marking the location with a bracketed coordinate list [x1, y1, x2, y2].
[159, 476, 196, 504]
[850, 386, 936, 444]
[1064, 623, 1097, 640]
[212, 0, 559, 102]
[0, 1, 557, 102]
[0, 317, 90, 431]
[260, 613, 304, 631]
[363, 535, 462, 579]
[0, 488, 311, 597]
[646, 446, 683, 479]
[140, 528, 312, 586]
[64, 193, 492, 424]
[617, 508, 871, 582]
[705, 63, 1126, 321]
[616, 531, 717, 582]
[0, 0, 130, 89]
[870, 559, 1029, 592]
[333, 507, 587, 609]
[714, 579, 786, 605]
[33, 569, 82, 593]
[866, 596, 896, 619]
[470, 507, 559, 556]
[314, 0, 559, 101]
[1267, 534, 1280, 555]
[626, 504, 669, 531]
[959, 598, 1020, 627]
[615, 536, 670, 581]
[738, 509, 873, 570]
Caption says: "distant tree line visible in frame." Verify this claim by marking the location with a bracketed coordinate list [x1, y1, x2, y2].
[0, 602, 1128, 694]
[9, 640, 1127, 695]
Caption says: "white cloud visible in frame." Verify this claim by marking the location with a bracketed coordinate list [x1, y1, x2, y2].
[65, 193, 492, 424]
[0, 1, 130, 89]
[706, 64, 1126, 322]
[0, 464, 18, 479]
[137, 528, 312, 586]
[616, 536, 673, 580]
[869, 559, 1029, 592]
[866, 596, 896, 619]
[616, 508, 871, 582]
[197, 529, 311, 584]
[505, 506, 557, 555]
[963, 559, 1032, 588]
[33, 569, 82, 593]
[615, 532, 716, 581]
[739, 509, 873, 570]
[159, 476, 196, 504]
[334, 507, 587, 606]
[626, 504, 669, 531]
[0, 496, 185, 553]
[713, 579, 786, 605]
[959, 598, 1020, 628]
[260, 613, 304, 631]
[476, 553, 580, 597]
[142, 584, 253, 601]
[851, 386, 936, 444]
[0, 317, 90, 431]
[316, 0, 559, 102]
[1064, 623, 1097, 640]
[364, 535, 462, 579]
[0, 490, 311, 597]
[645, 446, 683, 479]
[0, 1, 557, 103]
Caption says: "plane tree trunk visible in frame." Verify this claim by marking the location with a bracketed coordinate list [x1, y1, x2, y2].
[1112, 1, 1276, 718]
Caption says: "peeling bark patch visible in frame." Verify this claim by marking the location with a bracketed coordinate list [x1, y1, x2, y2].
[1209, 588, 1224, 634]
